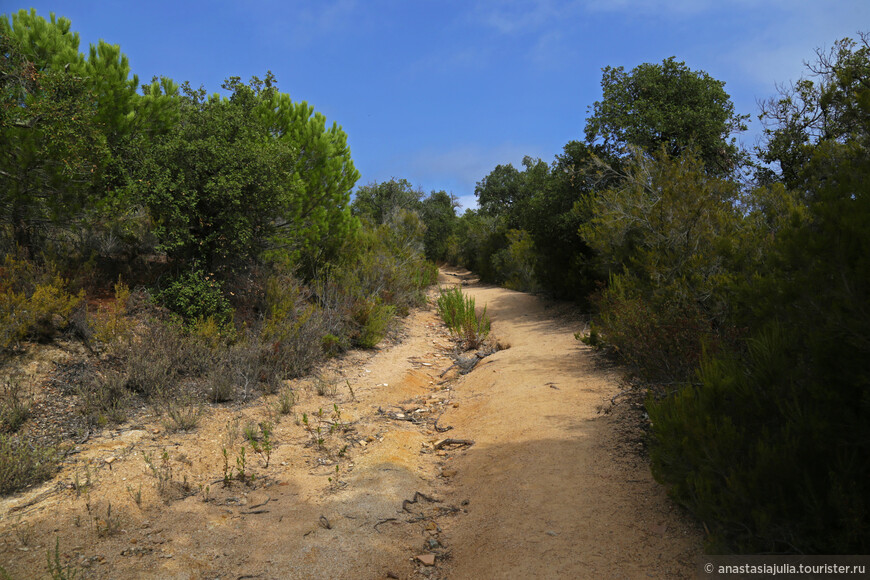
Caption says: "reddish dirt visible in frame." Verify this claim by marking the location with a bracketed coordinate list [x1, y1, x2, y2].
[0, 267, 702, 579]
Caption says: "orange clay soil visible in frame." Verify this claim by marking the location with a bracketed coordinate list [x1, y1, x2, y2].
[0, 267, 702, 579]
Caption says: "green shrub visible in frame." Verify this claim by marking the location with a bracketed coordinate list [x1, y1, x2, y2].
[589, 274, 716, 381]
[0, 434, 60, 495]
[353, 301, 395, 348]
[156, 268, 233, 327]
[260, 273, 330, 378]
[649, 326, 870, 553]
[436, 287, 491, 350]
[490, 229, 540, 292]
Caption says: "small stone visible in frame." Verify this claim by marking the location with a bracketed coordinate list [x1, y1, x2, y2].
[546, 530, 558, 536]
[425, 521, 438, 531]
[441, 469, 457, 478]
[105, 456, 115, 465]
[415, 553, 436, 566]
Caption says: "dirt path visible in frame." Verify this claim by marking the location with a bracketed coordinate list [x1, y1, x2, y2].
[0, 267, 701, 579]
[434, 267, 701, 578]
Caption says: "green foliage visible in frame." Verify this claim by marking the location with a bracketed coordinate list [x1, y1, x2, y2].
[354, 302, 396, 349]
[130, 78, 296, 269]
[420, 190, 458, 262]
[436, 287, 491, 350]
[585, 56, 749, 175]
[578, 149, 745, 380]
[451, 210, 509, 283]
[88, 278, 133, 345]
[757, 33, 870, 187]
[490, 229, 539, 292]
[0, 433, 59, 495]
[650, 37, 870, 554]
[129, 73, 358, 275]
[589, 274, 713, 381]
[156, 268, 232, 327]
[0, 29, 108, 255]
[352, 178, 423, 225]
[523, 141, 605, 300]
[475, 162, 528, 227]
[257, 84, 360, 268]
[261, 271, 330, 378]
[649, 325, 869, 553]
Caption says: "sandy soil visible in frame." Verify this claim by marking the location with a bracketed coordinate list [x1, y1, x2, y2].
[0, 267, 702, 579]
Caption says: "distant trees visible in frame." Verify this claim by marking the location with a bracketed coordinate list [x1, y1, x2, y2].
[352, 178, 422, 225]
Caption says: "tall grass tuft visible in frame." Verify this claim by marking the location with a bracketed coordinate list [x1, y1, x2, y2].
[436, 287, 491, 350]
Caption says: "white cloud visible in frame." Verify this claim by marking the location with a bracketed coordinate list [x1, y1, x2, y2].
[470, 0, 566, 35]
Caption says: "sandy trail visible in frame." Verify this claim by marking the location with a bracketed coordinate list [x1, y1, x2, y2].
[434, 267, 701, 578]
[0, 267, 701, 579]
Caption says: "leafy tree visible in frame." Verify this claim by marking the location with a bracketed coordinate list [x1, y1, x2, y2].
[129, 75, 356, 274]
[524, 141, 609, 299]
[585, 57, 748, 175]
[351, 178, 422, 225]
[257, 83, 359, 268]
[1, 9, 157, 145]
[474, 163, 523, 225]
[420, 190, 458, 262]
[0, 9, 180, 258]
[757, 32, 870, 187]
[452, 209, 508, 283]
[474, 158, 548, 230]
[131, 74, 357, 269]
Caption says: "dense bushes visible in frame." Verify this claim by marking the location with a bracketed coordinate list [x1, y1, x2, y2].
[646, 39, 870, 553]
[433, 37, 870, 555]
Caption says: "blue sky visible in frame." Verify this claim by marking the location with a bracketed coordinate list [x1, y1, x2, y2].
[8, 1, 869, 209]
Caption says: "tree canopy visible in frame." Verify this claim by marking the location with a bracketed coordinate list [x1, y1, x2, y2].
[585, 57, 748, 175]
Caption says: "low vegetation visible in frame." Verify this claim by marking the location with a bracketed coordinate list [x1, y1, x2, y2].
[436, 287, 491, 350]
